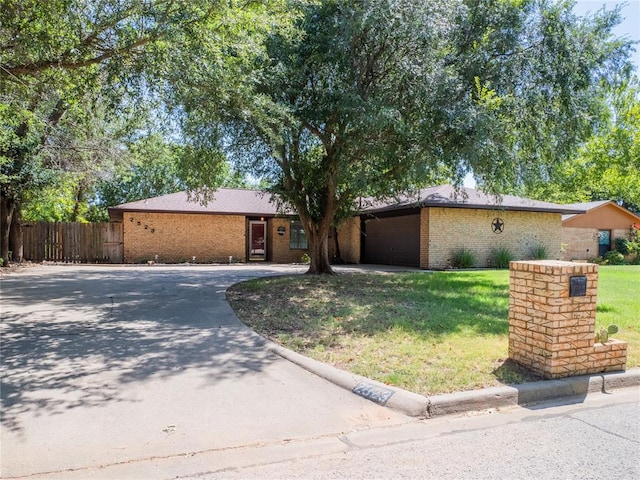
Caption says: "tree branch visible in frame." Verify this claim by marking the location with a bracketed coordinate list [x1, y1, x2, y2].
[2, 37, 153, 76]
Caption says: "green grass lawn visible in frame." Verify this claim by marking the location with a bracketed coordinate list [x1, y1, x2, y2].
[227, 265, 639, 395]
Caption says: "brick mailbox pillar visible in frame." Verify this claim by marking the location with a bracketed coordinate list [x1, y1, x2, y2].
[508, 260, 626, 379]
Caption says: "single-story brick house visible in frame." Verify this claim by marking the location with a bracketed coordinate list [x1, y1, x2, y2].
[108, 185, 584, 268]
[561, 201, 640, 260]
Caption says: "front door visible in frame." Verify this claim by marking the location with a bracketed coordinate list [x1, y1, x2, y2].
[598, 230, 611, 258]
[249, 221, 267, 260]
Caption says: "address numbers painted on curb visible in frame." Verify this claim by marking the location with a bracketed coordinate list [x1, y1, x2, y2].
[352, 382, 395, 405]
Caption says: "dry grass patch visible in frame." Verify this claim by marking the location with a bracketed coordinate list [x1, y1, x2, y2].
[227, 267, 639, 395]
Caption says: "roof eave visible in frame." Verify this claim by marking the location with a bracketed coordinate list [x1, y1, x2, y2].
[366, 202, 586, 215]
[109, 207, 287, 217]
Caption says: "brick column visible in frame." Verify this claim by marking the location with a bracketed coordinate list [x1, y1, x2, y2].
[508, 260, 626, 379]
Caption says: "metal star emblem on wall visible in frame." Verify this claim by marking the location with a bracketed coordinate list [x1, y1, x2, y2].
[492, 218, 504, 233]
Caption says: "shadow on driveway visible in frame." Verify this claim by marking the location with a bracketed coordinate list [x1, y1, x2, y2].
[1, 267, 277, 433]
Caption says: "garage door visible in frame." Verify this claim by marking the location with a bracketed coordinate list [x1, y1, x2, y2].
[363, 214, 420, 267]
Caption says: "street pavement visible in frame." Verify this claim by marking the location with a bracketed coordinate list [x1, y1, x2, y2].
[1, 264, 638, 479]
[183, 386, 640, 480]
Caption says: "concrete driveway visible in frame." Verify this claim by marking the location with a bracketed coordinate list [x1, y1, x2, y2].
[1, 265, 412, 479]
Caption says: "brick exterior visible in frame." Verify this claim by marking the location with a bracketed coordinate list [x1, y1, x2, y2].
[420, 208, 430, 269]
[334, 217, 361, 264]
[508, 260, 626, 378]
[269, 217, 309, 263]
[561, 227, 597, 260]
[122, 207, 565, 268]
[123, 212, 313, 264]
[562, 227, 630, 260]
[426, 208, 562, 269]
[123, 212, 246, 263]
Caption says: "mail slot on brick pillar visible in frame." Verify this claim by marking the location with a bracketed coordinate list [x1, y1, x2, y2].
[508, 260, 627, 379]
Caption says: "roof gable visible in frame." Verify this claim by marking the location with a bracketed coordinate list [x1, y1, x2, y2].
[562, 200, 640, 228]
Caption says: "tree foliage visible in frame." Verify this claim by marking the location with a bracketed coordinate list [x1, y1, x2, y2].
[1, 0, 197, 260]
[87, 133, 254, 222]
[174, 0, 632, 273]
[0, 0, 289, 263]
[518, 75, 640, 213]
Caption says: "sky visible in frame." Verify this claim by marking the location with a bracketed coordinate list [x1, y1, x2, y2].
[573, 0, 640, 70]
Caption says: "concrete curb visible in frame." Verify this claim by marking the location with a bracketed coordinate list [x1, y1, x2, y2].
[268, 341, 640, 418]
[267, 343, 430, 417]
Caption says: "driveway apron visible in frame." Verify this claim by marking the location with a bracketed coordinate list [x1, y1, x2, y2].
[1, 265, 410, 478]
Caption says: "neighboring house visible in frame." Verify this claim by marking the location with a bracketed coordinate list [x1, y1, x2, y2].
[108, 185, 584, 268]
[561, 201, 640, 260]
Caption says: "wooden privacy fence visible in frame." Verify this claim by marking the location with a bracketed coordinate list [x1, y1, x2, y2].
[23, 222, 123, 263]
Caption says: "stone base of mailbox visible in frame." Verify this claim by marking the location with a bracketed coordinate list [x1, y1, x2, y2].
[508, 260, 627, 379]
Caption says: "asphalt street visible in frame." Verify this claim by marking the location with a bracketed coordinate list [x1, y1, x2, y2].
[185, 386, 640, 480]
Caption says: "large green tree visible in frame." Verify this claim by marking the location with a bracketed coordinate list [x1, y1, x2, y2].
[87, 133, 252, 221]
[0, 0, 289, 263]
[517, 75, 640, 213]
[174, 0, 632, 273]
[1, 0, 189, 261]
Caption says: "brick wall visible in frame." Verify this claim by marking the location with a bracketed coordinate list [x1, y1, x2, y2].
[270, 217, 308, 263]
[508, 260, 626, 378]
[335, 217, 361, 264]
[562, 227, 631, 260]
[420, 208, 430, 269]
[123, 212, 246, 263]
[427, 208, 563, 269]
[561, 227, 597, 260]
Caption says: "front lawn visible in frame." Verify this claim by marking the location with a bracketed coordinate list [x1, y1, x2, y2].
[227, 266, 639, 395]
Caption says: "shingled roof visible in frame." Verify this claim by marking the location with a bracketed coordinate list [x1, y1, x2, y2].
[109, 185, 585, 221]
[108, 189, 282, 221]
[362, 185, 586, 215]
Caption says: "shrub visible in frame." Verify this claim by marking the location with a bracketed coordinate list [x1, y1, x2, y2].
[451, 247, 476, 268]
[614, 237, 630, 255]
[489, 246, 514, 269]
[604, 251, 625, 265]
[529, 244, 548, 260]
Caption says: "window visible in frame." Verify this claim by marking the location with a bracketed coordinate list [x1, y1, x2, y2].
[598, 230, 611, 258]
[290, 221, 308, 249]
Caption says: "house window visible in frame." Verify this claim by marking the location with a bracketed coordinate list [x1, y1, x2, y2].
[290, 221, 308, 249]
[598, 230, 611, 258]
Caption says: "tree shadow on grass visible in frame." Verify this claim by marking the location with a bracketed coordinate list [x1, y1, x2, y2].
[229, 271, 511, 340]
[0, 267, 277, 433]
[228, 270, 527, 392]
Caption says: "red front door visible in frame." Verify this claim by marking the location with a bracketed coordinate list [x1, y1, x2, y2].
[249, 221, 266, 260]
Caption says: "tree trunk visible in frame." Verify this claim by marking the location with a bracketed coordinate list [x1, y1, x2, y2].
[306, 226, 334, 275]
[9, 205, 24, 263]
[332, 226, 344, 264]
[71, 183, 85, 221]
[1, 194, 16, 265]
